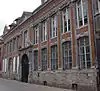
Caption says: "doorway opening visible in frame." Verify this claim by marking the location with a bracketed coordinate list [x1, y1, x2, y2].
[21, 54, 29, 83]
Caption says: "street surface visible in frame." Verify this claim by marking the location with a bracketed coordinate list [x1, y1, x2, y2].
[0, 78, 73, 91]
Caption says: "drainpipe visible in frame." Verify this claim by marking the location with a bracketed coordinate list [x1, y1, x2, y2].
[91, 0, 100, 91]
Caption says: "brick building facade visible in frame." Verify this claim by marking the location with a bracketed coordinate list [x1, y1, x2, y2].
[0, 0, 100, 91]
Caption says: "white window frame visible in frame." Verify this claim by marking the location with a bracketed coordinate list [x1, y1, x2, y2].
[51, 45, 58, 70]
[78, 37, 91, 69]
[77, 0, 88, 28]
[51, 15, 57, 38]
[42, 21, 47, 42]
[62, 42, 72, 70]
[62, 8, 70, 33]
[23, 30, 28, 47]
[34, 26, 39, 44]
[41, 48, 47, 71]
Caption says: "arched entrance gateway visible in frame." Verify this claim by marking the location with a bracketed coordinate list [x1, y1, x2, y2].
[21, 54, 29, 83]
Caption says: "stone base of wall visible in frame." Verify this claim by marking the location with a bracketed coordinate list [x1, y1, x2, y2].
[1, 69, 97, 91]
[28, 69, 97, 91]
[1, 72, 20, 81]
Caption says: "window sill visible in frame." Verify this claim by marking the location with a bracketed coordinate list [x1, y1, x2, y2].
[50, 36, 57, 40]
[61, 31, 71, 35]
[76, 24, 88, 30]
[34, 43, 38, 45]
[41, 40, 47, 43]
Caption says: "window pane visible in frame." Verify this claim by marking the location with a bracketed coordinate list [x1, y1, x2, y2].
[80, 47, 84, 54]
[87, 62, 91, 68]
[81, 62, 85, 68]
[86, 54, 90, 60]
[86, 46, 90, 53]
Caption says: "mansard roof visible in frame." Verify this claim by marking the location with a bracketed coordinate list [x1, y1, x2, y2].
[3, 11, 32, 36]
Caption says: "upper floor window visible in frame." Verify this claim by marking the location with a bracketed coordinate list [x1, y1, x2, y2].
[94, 0, 100, 13]
[78, 37, 91, 69]
[9, 41, 12, 52]
[7, 43, 9, 53]
[24, 31, 27, 47]
[13, 38, 16, 51]
[62, 8, 70, 33]
[17, 36, 20, 49]
[41, 21, 47, 42]
[51, 15, 57, 38]
[77, 0, 88, 28]
[34, 26, 39, 44]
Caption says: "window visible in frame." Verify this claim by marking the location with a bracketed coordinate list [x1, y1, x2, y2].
[41, 21, 47, 42]
[7, 43, 9, 53]
[95, 0, 100, 13]
[8, 58, 13, 72]
[17, 36, 20, 49]
[62, 42, 72, 70]
[15, 57, 17, 73]
[77, 0, 88, 27]
[34, 26, 39, 44]
[62, 8, 70, 33]
[51, 15, 57, 38]
[78, 37, 91, 69]
[34, 50, 38, 71]
[51, 45, 58, 70]
[9, 41, 12, 52]
[41, 48, 47, 71]
[13, 38, 16, 51]
[24, 31, 27, 47]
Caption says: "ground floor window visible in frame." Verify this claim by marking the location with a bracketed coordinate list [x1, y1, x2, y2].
[41, 48, 47, 71]
[34, 50, 38, 71]
[8, 58, 13, 73]
[51, 45, 58, 70]
[62, 41, 72, 70]
[78, 37, 91, 69]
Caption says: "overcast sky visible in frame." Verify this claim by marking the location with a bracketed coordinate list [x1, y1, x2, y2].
[0, 0, 41, 36]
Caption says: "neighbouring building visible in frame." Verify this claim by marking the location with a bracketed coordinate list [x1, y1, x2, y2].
[0, 0, 100, 91]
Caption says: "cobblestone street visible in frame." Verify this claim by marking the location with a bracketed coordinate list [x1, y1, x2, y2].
[0, 78, 73, 91]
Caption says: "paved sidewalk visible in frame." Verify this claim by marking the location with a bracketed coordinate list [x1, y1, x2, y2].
[0, 78, 74, 91]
